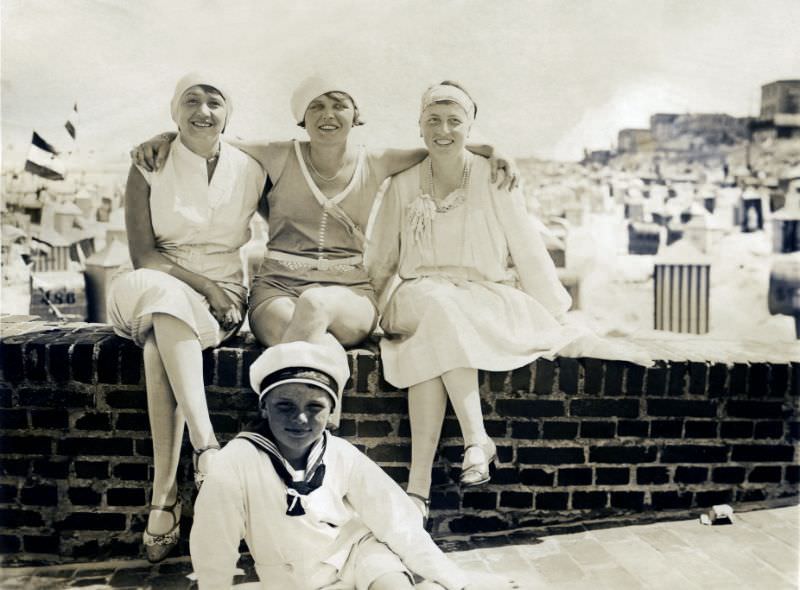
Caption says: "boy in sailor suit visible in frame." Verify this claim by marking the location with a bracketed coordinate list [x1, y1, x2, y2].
[189, 341, 517, 590]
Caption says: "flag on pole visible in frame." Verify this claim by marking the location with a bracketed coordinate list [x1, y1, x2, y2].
[24, 131, 66, 180]
[65, 103, 78, 141]
[23, 103, 78, 181]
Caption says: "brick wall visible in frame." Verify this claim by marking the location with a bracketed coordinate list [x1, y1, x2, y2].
[0, 319, 797, 565]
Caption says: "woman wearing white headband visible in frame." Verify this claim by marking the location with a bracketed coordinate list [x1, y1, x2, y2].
[108, 73, 265, 562]
[133, 76, 517, 357]
[367, 81, 588, 520]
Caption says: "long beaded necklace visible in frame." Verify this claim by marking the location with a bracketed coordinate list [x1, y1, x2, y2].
[305, 145, 345, 182]
[428, 156, 471, 213]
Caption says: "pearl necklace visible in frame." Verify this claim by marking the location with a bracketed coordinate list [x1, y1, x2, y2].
[306, 146, 344, 182]
[428, 156, 471, 212]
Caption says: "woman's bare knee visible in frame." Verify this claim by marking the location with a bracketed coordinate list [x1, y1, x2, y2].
[368, 571, 414, 590]
[250, 298, 294, 346]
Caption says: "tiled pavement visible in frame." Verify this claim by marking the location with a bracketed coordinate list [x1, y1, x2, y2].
[1, 504, 797, 589]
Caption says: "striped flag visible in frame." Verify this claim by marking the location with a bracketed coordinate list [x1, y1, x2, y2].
[23, 103, 77, 181]
[24, 131, 66, 180]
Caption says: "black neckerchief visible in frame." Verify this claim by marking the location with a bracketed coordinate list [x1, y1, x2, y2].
[236, 420, 327, 516]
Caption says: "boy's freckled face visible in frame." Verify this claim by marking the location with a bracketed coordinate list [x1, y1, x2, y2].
[261, 383, 333, 458]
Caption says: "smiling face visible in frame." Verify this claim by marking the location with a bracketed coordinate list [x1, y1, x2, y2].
[420, 101, 471, 156]
[261, 383, 333, 461]
[175, 85, 227, 141]
[302, 92, 357, 143]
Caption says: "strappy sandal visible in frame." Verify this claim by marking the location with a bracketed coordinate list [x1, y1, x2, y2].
[193, 444, 221, 489]
[407, 492, 431, 530]
[142, 496, 182, 563]
[459, 439, 498, 488]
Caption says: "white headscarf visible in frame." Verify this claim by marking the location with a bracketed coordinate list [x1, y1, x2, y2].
[420, 83, 475, 123]
[170, 72, 233, 131]
[290, 75, 359, 124]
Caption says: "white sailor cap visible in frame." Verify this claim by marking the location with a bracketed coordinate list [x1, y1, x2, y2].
[249, 341, 350, 409]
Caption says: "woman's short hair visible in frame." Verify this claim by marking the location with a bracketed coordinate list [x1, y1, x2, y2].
[297, 91, 364, 128]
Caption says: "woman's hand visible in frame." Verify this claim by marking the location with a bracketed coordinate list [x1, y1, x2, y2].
[130, 132, 177, 172]
[488, 151, 520, 191]
[204, 282, 241, 332]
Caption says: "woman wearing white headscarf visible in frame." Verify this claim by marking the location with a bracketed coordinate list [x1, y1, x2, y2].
[367, 81, 591, 519]
[108, 73, 265, 562]
[133, 76, 517, 361]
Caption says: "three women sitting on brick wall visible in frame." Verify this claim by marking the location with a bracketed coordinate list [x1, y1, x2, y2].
[108, 73, 266, 563]
[133, 75, 517, 381]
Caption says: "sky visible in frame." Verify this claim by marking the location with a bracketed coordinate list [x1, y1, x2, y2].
[2, 0, 799, 168]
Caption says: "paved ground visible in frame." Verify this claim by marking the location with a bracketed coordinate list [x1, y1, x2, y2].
[1, 504, 797, 589]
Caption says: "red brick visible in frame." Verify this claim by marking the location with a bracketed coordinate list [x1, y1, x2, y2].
[727, 400, 786, 419]
[500, 491, 533, 508]
[558, 358, 580, 394]
[0, 535, 21, 553]
[580, 421, 615, 439]
[748, 466, 782, 483]
[75, 461, 109, 478]
[645, 365, 667, 396]
[510, 366, 532, 393]
[518, 446, 584, 465]
[68, 487, 102, 505]
[107, 488, 146, 506]
[542, 421, 578, 439]
[558, 467, 592, 486]
[536, 492, 568, 510]
[462, 492, 496, 510]
[651, 491, 692, 510]
[729, 363, 749, 395]
[731, 444, 794, 462]
[688, 362, 707, 395]
[748, 363, 770, 398]
[603, 361, 625, 395]
[533, 358, 555, 394]
[572, 491, 607, 509]
[617, 420, 647, 437]
[495, 399, 563, 418]
[24, 340, 48, 382]
[636, 466, 669, 484]
[20, 485, 58, 506]
[684, 420, 718, 438]
[754, 421, 784, 439]
[667, 362, 687, 396]
[589, 445, 656, 464]
[0, 409, 28, 429]
[595, 467, 629, 485]
[57, 512, 126, 531]
[647, 399, 716, 417]
[661, 445, 728, 463]
[216, 349, 240, 387]
[519, 468, 555, 486]
[695, 490, 733, 507]
[30, 409, 68, 429]
[768, 364, 789, 397]
[583, 359, 604, 395]
[447, 515, 508, 533]
[720, 421, 753, 439]
[712, 466, 746, 483]
[674, 466, 708, 484]
[571, 399, 639, 418]
[650, 420, 682, 438]
[610, 491, 644, 510]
